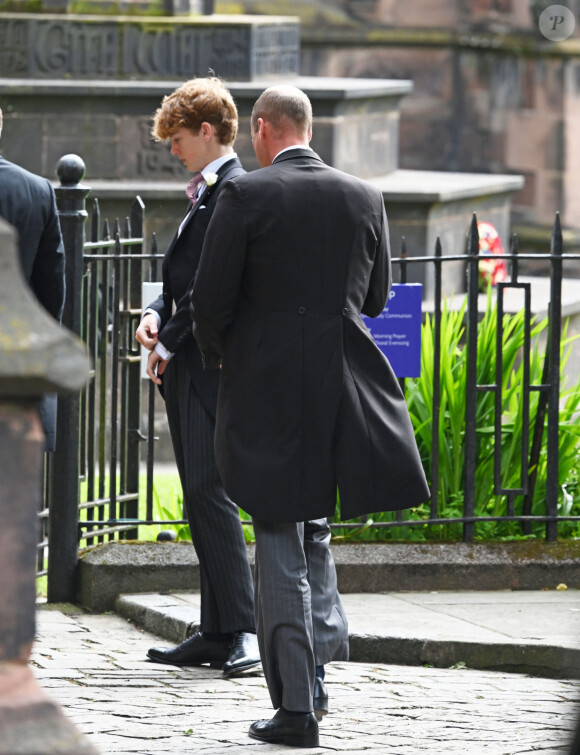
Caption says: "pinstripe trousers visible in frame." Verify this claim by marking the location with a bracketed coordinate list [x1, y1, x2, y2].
[163, 352, 255, 634]
[252, 517, 349, 712]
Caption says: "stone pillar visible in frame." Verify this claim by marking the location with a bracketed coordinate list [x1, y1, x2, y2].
[0, 219, 96, 753]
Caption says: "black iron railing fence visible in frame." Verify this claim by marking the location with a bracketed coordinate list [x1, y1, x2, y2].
[333, 215, 580, 541]
[39, 157, 580, 601]
[40, 157, 163, 601]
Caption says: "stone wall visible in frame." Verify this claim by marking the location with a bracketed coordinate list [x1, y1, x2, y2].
[224, 0, 579, 31]
[301, 44, 575, 232]
[223, 0, 580, 238]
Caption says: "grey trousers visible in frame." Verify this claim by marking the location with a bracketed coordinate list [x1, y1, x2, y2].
[252, 517, 349, 712]
[164, 353, 255, 635]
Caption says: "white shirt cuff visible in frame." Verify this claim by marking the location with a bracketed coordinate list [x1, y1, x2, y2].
[154, 341, 173, 361]
[144, 308, 161, 327]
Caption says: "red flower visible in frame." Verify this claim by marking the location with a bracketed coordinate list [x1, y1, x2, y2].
[477, 221, 508, 289]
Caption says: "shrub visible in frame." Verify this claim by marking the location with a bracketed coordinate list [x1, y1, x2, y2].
[333, 289, 580, 542]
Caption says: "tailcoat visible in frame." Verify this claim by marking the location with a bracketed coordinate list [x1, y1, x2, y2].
[147, 157, 244, 416]
[191, 149, 430, 523]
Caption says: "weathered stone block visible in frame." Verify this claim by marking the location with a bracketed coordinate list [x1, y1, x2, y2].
[0, 13, 300, 81]
[370, 168, 524, 297]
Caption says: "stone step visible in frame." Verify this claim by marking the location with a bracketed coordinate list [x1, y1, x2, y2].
[116, 589, 580, 680]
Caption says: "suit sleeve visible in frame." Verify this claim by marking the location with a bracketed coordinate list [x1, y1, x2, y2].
[145, 292, 166, 323]
[155, 214, 207, 354]
[190, 180, 247, 369]
[361, 195, 391, 318]
[157, 282, 197, 355]
[30, 181, 65, 322]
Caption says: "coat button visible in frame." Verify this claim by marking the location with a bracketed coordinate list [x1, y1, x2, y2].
[297, 306, 306, 315]
[342, 307, 349, 315]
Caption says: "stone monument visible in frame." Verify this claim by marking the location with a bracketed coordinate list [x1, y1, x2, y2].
[0, 8, 523, 296]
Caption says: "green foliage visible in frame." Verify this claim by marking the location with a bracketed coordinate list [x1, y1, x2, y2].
[138, 477, 191, 542]
[334, 289, 580, 542]
[0, 0, 42, 10]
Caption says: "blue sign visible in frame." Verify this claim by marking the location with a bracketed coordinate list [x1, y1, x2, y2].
[362, 283, 422, 378]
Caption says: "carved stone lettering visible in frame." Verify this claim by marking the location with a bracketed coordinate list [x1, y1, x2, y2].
[253, 25, 300, 77]
[0, 20, 29, 75]
[208, 28, 250, 78]
[0, 17, 299, 80]
[32, 22, 119, 76]
[173, 28, 202, 74]
[122, 25, 250, 77]
[136, 121, 187, 178]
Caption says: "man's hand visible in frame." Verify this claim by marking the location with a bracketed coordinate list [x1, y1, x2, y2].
[146, 349, 169, 385]
[135, 313, 159, 350]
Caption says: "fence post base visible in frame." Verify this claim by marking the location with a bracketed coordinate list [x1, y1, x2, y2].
[0, 401, 96, 754]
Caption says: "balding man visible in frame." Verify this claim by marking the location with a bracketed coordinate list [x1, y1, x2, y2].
[191, 85, 429, 747]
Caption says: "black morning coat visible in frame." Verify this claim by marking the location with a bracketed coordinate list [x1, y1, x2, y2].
[0, 156, 65, 451]
[145, 157, 245, 418]
[191, 149, 431, 523]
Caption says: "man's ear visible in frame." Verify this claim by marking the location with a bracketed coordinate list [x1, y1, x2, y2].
[257, 117, 267, 140]
[200, 121, 214, 141]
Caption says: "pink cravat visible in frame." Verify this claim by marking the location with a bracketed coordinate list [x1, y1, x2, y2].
[186, 173, 205, 205]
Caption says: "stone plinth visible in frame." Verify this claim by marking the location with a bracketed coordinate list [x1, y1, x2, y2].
[0, 219, 94, 753]
[233, 76, 412, 178]
[0, 13, 300, 81]
[0, 75, 410, 176]
[370, 169, 525, 298]
[0, 75, 411, 251]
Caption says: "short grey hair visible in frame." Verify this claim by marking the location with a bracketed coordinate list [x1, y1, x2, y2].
[251, 86, 312, 137]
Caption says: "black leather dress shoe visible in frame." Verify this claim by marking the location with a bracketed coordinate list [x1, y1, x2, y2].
[222, 631, 261, 676]
[249, 709, 319, 748]
[147, 632, 230, 667]
[313, 676, 328, 720]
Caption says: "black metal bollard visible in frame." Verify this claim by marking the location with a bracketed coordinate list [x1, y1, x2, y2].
[47, 155, 90, 603]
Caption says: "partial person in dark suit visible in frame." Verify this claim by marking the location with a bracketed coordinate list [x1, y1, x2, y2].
[191, 85, 430, 747]
[0, 106, 65, 452]
[134, 77, 259, 675]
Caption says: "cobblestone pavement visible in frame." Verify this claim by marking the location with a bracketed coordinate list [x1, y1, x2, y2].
[30, 607, 580, 754]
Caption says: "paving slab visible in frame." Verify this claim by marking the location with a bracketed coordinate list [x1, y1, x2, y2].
[116, 589, 580, 678]
[30, 607, 580, 755]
